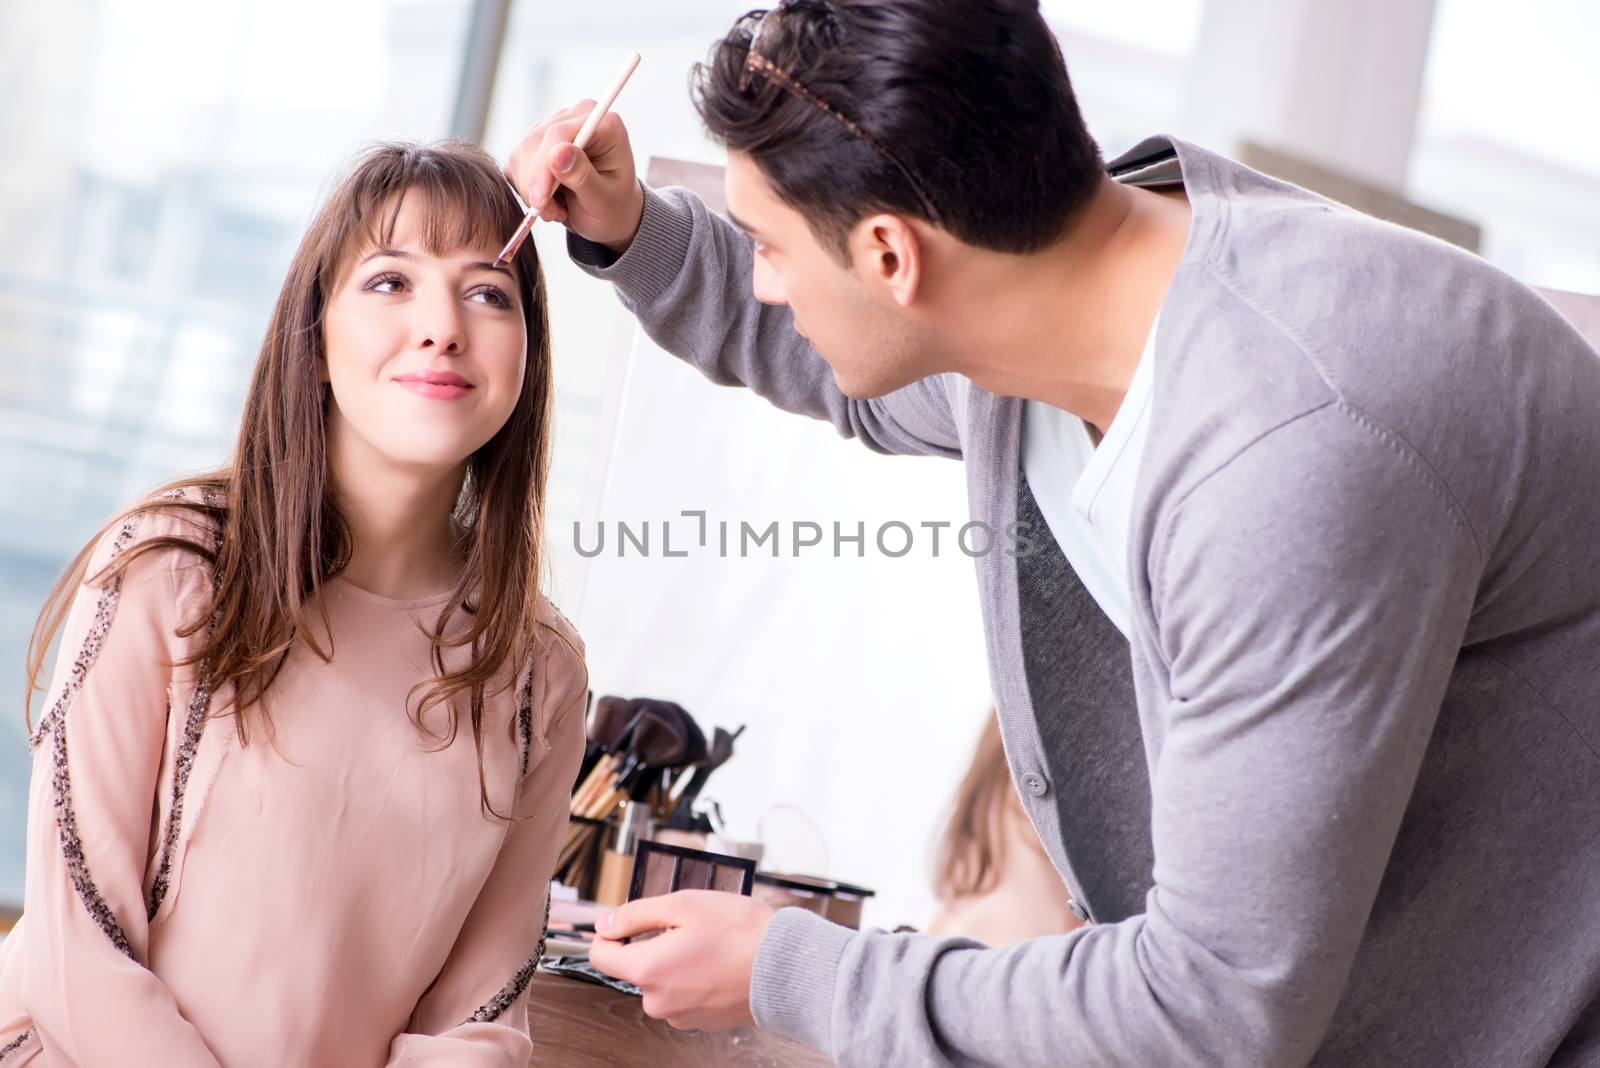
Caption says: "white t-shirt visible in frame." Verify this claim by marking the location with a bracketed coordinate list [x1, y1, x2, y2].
[1019, 314, 1158, 639]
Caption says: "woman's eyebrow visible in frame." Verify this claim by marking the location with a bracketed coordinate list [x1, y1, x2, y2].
[360, 247, 411, 265]
[358, 248, 512, 276]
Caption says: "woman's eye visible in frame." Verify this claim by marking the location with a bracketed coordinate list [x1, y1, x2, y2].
[364, 271, 406, 294]
[468, 286, 513, 308]
[361, 271, 510, 308]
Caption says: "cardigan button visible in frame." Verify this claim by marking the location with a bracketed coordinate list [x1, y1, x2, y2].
[1021, 771, 1049, 797]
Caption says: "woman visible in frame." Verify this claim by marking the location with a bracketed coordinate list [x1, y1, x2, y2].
[927, 713, 1082, 946]
[0, 140, 586, 1066]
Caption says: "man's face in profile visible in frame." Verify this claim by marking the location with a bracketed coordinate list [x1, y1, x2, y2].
[723, 151, 934, 400]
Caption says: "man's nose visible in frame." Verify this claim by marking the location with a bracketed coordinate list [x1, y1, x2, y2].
[751, 259, 787, 307]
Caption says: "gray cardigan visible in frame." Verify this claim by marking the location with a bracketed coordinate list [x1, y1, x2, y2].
[568, 135, 1600, 1066]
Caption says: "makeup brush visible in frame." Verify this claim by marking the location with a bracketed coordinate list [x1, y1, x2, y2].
[494, 51, 642, 267]
[664, 724, 745, 828]
[572, 693, 631, 788]
[557, 698, 713, 872]
[590, 695, 638, 750]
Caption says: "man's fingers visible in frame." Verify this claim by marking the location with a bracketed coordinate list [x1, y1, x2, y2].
[501, 97, 638, 249]
[510, 115, 587, 209]
[595, 894, 683, 940]
[547, 141, 600, 194]
[587, 924, 671, 986]
[523, 99, 590, 141]
[575, 111, 628, 167]
[586, 930, 640, 981]
[539, 197, 569, 224]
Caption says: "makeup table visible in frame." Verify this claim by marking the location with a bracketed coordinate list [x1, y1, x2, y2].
[528, 969, 833, 1067]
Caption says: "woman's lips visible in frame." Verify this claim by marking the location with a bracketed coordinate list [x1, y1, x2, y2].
[397, 380, 473, 400]
[394, 373, 474, 401]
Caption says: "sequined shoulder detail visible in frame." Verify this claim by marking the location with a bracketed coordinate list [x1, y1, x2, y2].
[36, 511, 156, 957]
[516, 659, 536, 780]
[144, 674, 216, 922]
[27, 511, 146, 750]
[463, 891, 552, 1025]
[51, 699, 136, 959]
[25, 486, 214, 752]
[31, 488, 221, 960]
[0, 1028, 36, 1062]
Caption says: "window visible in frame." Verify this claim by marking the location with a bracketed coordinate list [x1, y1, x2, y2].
[1410, 0, 1600, 292]
[1042, 0, 1204, 156]
[0, 0, 474, 903]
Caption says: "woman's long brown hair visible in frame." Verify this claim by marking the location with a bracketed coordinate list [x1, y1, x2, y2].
[23, 140, 560, 819]
[933, 712, 1015, 900]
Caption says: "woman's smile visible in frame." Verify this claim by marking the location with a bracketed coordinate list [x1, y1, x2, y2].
[393, 368, 475, 401]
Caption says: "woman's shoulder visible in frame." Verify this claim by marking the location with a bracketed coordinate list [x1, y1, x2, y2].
[84, 483, 223, 591]
[533, 596, 585, 664]
[530, 596, 587, 729]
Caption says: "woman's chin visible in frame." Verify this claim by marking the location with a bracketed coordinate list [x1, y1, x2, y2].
[369, 437, 481, 474]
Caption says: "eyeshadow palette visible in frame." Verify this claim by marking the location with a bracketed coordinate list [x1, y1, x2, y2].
[627, 838, 757, 901]
[620, 839, 758, 945]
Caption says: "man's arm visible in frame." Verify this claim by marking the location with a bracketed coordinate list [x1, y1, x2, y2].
[597, 400, 1482, 1065]
[757, 402, 1480, 1065]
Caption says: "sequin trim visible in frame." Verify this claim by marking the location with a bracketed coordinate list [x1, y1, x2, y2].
[0, 1028, 35, 1062]
[516, 660, 536, 780]
[27, 512, 145, 751]
[35, 512, 153, 959]
[146, 494, 223, 922]
[145, 672, 215, 921]
[52, 709, 136, 958]
[33, 489, 219, 961]
[464, 891, 551, 1025]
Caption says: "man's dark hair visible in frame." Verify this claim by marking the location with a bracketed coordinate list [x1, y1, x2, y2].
[691, 0, 1104, 260]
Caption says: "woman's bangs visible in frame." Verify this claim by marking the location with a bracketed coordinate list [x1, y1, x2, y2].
[329, 152, 531, 289]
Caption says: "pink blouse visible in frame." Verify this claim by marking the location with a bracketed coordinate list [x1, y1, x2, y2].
[0, 499, 586, 1066]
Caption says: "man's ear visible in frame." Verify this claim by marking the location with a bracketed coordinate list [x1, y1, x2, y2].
[850, 213, 922, 307]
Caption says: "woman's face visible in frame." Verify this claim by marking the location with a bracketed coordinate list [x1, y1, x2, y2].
[321, 191, 527, 477]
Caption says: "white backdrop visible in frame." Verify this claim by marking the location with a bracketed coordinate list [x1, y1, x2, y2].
[569, 303, 996, 930]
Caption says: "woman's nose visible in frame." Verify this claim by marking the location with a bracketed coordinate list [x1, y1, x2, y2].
[413, 288, 465, 352]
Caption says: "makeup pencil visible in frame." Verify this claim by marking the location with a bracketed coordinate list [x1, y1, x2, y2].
[494, 51, 642, 266]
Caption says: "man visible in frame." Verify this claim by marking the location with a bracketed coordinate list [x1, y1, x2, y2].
[505, 1, 1600, 1063]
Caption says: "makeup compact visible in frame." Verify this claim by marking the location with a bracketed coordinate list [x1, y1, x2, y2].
[627, 839, 756, 900]
[621, 839, 756, 945]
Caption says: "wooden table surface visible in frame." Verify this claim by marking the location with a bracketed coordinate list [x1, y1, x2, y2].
[528, 970, 834, 1067]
